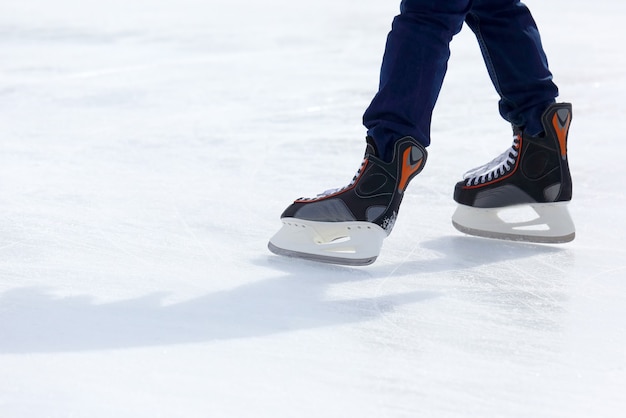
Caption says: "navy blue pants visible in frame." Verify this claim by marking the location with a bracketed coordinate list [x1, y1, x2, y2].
[363, 0, 558, 160]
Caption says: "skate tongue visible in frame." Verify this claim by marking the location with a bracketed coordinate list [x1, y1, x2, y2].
[365, 136, 380, 157]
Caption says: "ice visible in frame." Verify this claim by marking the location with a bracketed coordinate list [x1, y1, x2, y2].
[1, 0, 625, 417]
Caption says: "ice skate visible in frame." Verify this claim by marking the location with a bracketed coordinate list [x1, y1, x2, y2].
[452, 102, 575, 243]
[269, 136, 427, 265]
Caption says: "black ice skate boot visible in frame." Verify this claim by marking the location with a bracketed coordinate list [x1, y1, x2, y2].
[452, 102, 575, 243]
[268, 136, 427, 265]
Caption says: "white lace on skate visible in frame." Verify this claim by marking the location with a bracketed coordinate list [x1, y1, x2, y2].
[463, 135, 521, 186]
[298, 156, 368, 201]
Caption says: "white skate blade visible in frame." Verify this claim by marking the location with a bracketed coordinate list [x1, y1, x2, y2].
[268, 218, 387, 266]
[452, 202, 575, 243]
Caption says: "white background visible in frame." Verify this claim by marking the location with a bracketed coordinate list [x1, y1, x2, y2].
[1, 1, 625, 417]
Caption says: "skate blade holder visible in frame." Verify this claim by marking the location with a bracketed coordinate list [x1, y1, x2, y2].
[452, 202, 575, 243]
[268, 218, 387, 266]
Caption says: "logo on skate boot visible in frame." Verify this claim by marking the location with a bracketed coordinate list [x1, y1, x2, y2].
[398, 147, 423, 192]
[380, 211, 397, 234]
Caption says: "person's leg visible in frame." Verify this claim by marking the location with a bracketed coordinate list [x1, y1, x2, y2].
[272, 0, 469, 265]
[465, 0, 559, 135]
[362, 0, 471, 161]
[452, 1, 573, 243]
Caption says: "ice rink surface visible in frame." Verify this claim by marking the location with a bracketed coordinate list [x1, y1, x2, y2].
[1, 0, 625, 417]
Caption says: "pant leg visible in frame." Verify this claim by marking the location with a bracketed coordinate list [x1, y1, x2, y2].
[465, 0, 558, 135]
[362, 0, 471, 160]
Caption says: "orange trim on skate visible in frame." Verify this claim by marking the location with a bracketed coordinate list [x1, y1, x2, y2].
[552, 112, 571, 158]
[398, 147, 423, 192]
